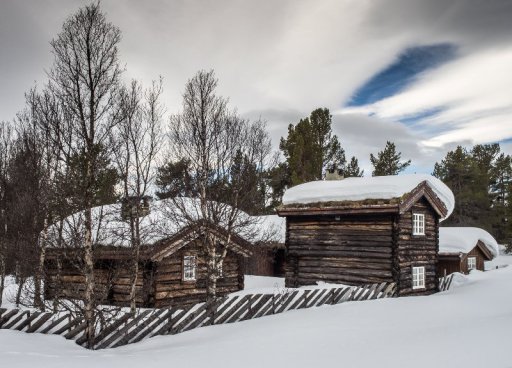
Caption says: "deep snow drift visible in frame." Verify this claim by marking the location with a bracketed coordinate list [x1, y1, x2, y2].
[1, 256, 511, 368]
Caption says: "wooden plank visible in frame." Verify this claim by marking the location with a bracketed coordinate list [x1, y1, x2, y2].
[14, 312, 43, 331]
[445, 274, 454, 291]
[381, 283, 396, 298]
[333, 287, 352, 304]
[63, 321, 87, 340]
[53, 317, 82, 335]
[3, 311, 30, 329]
[80, 312, 132, 347]
[243, 294, 272, 320]
[240, 294, 264, 321]
[0, 309, 20, 328]
[223, 296, 254, 324]
[214, 297, 246, 324]
[308, 289, 329, 307]
[146, 309, 174, 338]
[274, 290, 301, 314]
[105, 310, 155, 348]
[171, 302, 214, 334]
[354, 285, 370, 301]
[39, 314, 71, 334]
[370, 282, 388, 299]
[182, 297, 227, 332]
[26, 312, 54, 333]
[157, 307, 192, 336]
[128, 310, 173, 344]
[317, 288, 338, 306]
[290, 290, 311, 310]
[94, 311, 153, 348]
[252, 295, 277, 318]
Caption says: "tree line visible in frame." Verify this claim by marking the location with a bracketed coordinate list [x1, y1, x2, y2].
[433, 144, 512, 247]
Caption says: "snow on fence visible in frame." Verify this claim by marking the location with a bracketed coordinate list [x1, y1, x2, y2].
[0, 282, 398, 349]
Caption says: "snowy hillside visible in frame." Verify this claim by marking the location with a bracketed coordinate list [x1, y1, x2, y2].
[1, 255, 511, 368]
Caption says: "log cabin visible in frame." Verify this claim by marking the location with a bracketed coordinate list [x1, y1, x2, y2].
[243, 215, 286, 277]
[43, 198, 271, 308]
[438, 227, 498, 277]
[277, 174, 455, 296]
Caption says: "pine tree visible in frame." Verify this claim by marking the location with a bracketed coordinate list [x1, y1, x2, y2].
[279, 108, 346, 186]
[433, 146, 488, 227]
[156, 158, 197, 199]
[345, 156, 364, 177]
[490, 153, 512, 244]
[370, 141, 411, 176]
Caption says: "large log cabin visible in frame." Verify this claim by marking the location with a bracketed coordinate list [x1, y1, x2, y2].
[43, 199, 260, 308]
[438, 227, 497, 277]
[277, 174, 455, 296]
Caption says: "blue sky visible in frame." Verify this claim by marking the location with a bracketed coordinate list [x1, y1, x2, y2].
[347, 44, 457, 108]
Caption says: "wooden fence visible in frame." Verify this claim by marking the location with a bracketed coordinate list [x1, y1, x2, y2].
[0, 282, 397, 350]
[438, 273, 454, 292]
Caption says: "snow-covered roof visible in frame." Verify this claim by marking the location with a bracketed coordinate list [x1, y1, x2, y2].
[439, 227, 499, 257]
[254, 215, 285, 243]
[282, 174, 454, 220]
[46, 197, 282, 248]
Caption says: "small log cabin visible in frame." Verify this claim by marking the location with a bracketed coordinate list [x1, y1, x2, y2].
[438, 227, 497, 277]
[244, 215, 287, 277]
[44, 199, 258, 308]
[277, 174, 455, 296]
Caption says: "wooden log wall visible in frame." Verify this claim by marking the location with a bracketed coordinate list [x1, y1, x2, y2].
[285, 215, 395, 287]
[437, 258, 460, 277]
[438, 244, 488, 277]
[153, 241, 244, 308]
[45, 259, 112, 304]
[396, 198, 439, 296]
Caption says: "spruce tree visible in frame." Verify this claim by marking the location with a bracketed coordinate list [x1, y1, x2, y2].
[370, 141, 411, 176]
[345, 156, 364, 177]
[279, 108, 346, 186]
[433, 146, 488, 227]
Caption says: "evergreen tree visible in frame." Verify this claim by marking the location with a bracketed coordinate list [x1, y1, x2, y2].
[279, 108, 345, 186]
[490, 153, 512, 244]
[345, 156, 364, 177]
[267, 162, 290, 210]
[370, 141, 411, 176]
[56, 144, 119, 214]
[433, 146, 480, 226]
[156, 158, 197, 199]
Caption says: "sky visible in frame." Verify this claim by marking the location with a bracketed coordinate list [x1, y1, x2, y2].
[1, 0, 511, 174]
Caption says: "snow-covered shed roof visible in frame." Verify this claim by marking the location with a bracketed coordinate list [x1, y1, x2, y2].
[254, 215, 285, 244]
[439, 227, 499, 257]
[46, 197, 282, 249]
[281, 174, 454, 221]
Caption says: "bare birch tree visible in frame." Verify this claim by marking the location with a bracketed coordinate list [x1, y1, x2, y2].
[169, 70, 275, 302]
[114, 78, 163, 314]
[44, 3, 123, 347]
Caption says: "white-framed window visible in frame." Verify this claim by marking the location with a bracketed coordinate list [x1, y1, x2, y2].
[467, 257, 477, 271]
[412, 266, 425, 290]
[183, 255, 196, 281]
[412, 213, 425, 235]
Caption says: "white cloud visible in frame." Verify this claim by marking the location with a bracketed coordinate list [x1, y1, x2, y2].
[344, 47, 512, 149]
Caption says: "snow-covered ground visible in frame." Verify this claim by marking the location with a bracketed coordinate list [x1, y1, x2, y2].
[1, 255, 512, 368]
